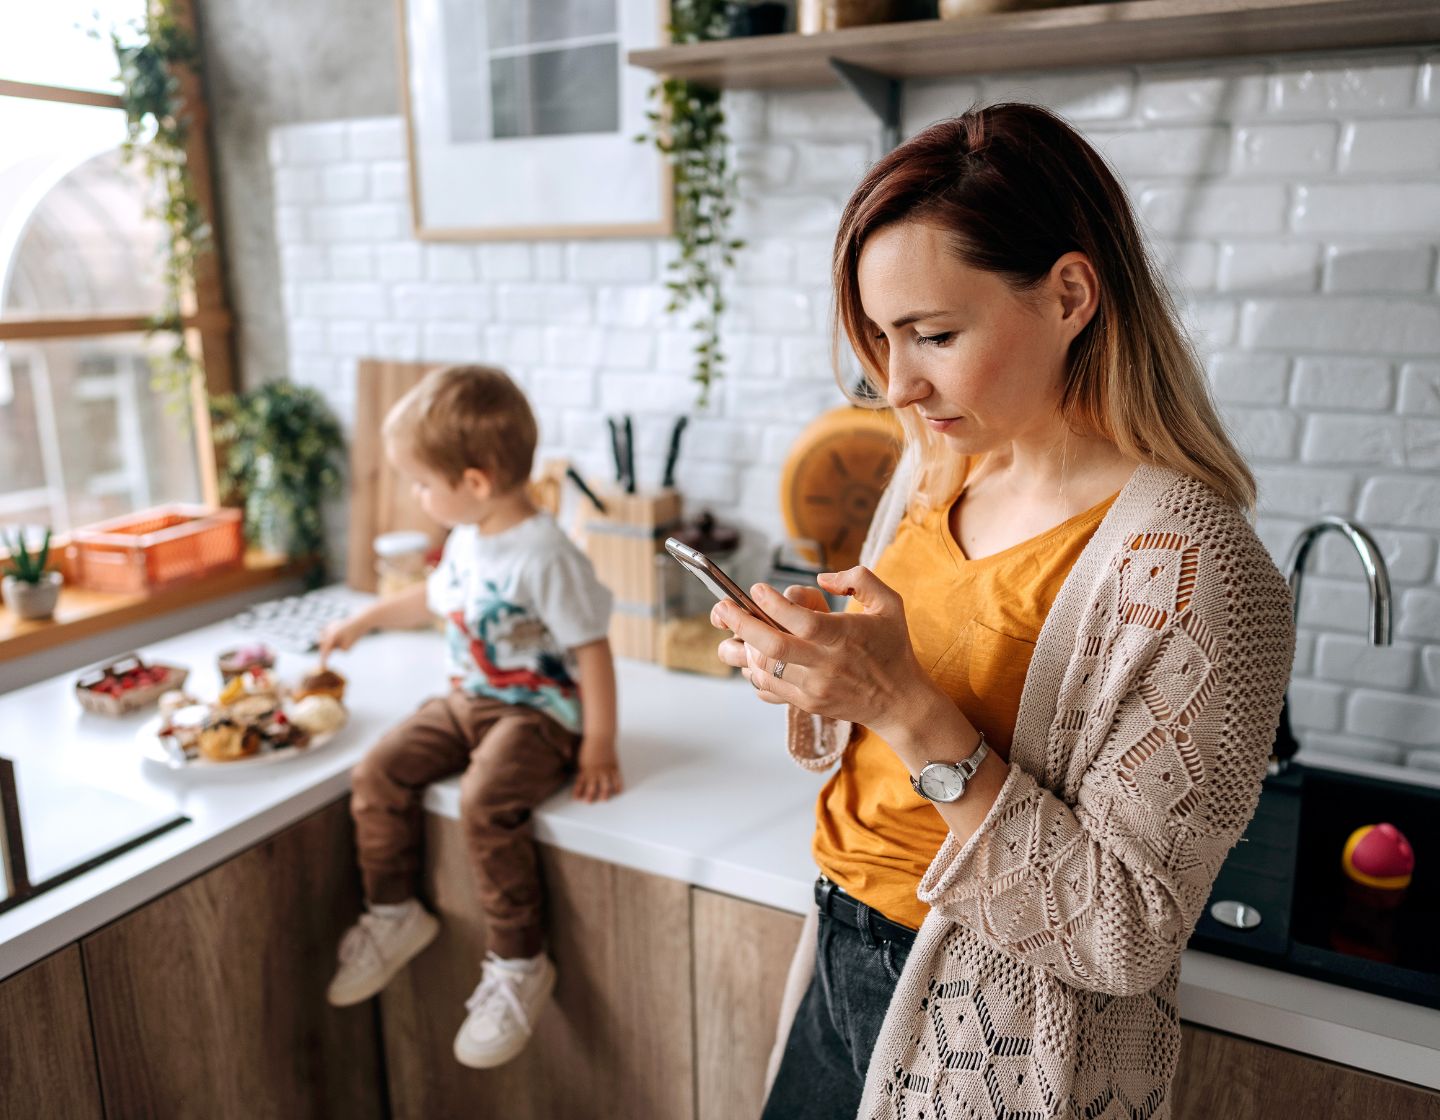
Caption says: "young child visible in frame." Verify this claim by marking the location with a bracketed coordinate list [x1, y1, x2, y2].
[319, 364, 621, 1069]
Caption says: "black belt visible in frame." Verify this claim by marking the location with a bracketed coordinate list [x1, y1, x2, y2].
[814, 876, 917, 948]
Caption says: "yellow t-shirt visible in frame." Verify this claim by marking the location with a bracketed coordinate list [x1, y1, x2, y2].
[812, 474, 1118, 930]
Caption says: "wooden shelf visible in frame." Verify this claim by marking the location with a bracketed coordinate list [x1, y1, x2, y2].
[0, 552, 294, 664]
[627, 0, 1440, 90]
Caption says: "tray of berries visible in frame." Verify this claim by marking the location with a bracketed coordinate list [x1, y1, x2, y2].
[75, 654, 190, 716]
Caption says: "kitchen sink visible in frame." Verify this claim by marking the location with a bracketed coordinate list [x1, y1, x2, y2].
[1192, 760, 1440, 1010]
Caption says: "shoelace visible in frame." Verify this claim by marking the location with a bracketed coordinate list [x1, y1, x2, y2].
[464, 953, 534, 1034]
[337, 912, 393, 968]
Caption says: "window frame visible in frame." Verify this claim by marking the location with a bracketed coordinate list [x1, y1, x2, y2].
[0, 0, 234, 514]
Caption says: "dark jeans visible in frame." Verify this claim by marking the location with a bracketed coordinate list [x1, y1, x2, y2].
[761, 910, 912, 1120]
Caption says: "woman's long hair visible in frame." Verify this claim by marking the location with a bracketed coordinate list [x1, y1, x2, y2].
[833, 102, 1255, 513]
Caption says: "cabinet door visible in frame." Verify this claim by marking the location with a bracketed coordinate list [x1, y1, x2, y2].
[378, 815, 695, 1120]
[1173, 1024, 1440, 1118]
[692, 888, 806, 1120]
[81, 800, 385, 1120]
[0, 945, 104, 1120]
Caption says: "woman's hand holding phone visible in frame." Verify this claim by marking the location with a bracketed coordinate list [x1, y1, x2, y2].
[711, 566, 949, 746]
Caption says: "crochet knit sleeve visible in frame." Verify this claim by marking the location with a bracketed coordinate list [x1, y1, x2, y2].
[916, 521, 1294, 998]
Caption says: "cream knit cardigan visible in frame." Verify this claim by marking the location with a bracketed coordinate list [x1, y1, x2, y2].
[784, 453, 1294, 1120]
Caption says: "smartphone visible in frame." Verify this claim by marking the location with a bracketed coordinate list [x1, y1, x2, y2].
[664, 537, 789, 634]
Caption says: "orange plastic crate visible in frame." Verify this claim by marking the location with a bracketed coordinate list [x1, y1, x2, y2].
[68, 504, 245, 594]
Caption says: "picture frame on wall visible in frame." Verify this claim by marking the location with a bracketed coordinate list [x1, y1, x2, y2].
[396, 0, 673, 240]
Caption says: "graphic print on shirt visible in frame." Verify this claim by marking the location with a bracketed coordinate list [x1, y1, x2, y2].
[443, 576, 581, 733]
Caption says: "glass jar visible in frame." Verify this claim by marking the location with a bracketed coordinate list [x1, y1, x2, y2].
[374, 531, 431, 598]
[656, 512, 741, 676]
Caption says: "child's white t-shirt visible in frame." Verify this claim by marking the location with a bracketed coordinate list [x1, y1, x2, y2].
[426, 513, 612, 734]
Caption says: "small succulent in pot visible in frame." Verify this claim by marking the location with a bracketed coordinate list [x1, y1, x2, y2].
[1, 526, 63, 621]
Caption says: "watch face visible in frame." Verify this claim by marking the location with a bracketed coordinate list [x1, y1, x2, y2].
[921, 766, 966, 802]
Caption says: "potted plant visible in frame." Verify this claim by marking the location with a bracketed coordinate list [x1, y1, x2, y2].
[210, 382, 345, 588]
[1, 528, 62, 621]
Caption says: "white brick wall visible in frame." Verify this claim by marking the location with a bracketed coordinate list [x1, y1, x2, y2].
[268, 49, 1440, 777]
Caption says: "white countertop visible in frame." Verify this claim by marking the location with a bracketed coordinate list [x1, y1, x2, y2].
[0, 588, 1436, 1089]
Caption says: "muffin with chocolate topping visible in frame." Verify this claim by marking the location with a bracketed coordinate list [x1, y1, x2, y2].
[294, 667, 346, 703]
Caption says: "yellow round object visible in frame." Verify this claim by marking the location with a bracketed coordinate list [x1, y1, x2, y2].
[780, 405, 903, 572]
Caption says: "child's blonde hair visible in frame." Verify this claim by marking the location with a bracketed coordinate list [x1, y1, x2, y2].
[383, 364, 537, 492]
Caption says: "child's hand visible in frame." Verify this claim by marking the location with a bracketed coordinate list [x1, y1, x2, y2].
[573, 744, 623, 803]
[318, 616, 367, 663]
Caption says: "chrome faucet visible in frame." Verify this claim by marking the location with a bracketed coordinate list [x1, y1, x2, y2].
[1284, 516, 1392, 646]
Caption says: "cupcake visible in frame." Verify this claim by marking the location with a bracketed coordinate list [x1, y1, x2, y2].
[218, 666, 280, 708]
[294, 667, 346, 703]
[197, 716, 261, 762]
[217, 643, 276, 682]
[290, 693, 347, 736]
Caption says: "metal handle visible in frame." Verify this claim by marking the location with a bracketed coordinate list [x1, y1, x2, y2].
[0, 756, 30, 899]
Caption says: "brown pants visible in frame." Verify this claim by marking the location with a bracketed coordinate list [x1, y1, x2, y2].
[350, 690, 580, 959]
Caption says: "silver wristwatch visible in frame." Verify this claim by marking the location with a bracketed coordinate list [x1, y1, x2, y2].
[910, 734, 990, 803]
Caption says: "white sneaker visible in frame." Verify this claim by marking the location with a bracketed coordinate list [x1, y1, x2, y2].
[452, 951, 556, 1069]
[326, 900, 440, 1007]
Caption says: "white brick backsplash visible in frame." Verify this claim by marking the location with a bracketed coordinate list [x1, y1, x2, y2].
[1135, 67, 1267, 121]
[274, 121, 347, 165]
[1232, 123, 1336, 177]
[268, 57, 1440, 776]
[737, 195, 843, 239]
[1095, 125, 1230, 177]
[420, 322, 483, 362]
[477, 243, 533, 280]
[792, 140, 873, 188]
[321, 163, 368, 203]
[281, 244, 327, 282]
[1339, 119, 1440, 174]
[1290, 357, 1393, 411]
[370, 161, 409, 203]
[372, 322, 420, 360]
[1346, 690, 1440, 747]
[1397, 364, 1440, 415]
[347, 118, 406, 161]
[982, 71, 1133, 120]
[1138, 184, 1287, 237]
[298, 282, 387, 319]
[735, 141, 795, 191]
[1222, 407, 1300, 461]
[327, 245, 374, 281]
[425, 245, 476, 281]
[1424, 648, 1440, 693]
[1316, 526, 1436, 584]
[1241, 297, 1440, 354]
[497, 283, 592, 324]
[1398, 588, 1440, 641]
[377, 243, 422, 282]
[1323, 245, 1435, 294]
[1316, 634, 1418, 689]
[309, 204, 404, 242]
[1358, 476, 1440, 530]
[1255, 467, 1355, 518]
[1287, 678, 1345, 731]
[1292, 183, 1440, 235]
[1216, 241, 1318, 293]
[900, 78, 984, 135]
[1270, 59, 1417, 114]
[1208, 353, 1290, 404]
[568, 241, 655, 283]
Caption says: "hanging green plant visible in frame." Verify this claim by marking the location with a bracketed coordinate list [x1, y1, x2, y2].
[640, 0, 742, 409]
[104, 0, 209, 412]
[210, 382, 346, 588]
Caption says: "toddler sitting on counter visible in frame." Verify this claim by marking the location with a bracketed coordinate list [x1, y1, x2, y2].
[318, 363, 620, 1069]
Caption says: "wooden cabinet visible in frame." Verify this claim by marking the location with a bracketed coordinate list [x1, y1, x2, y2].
[1173, 1024, 1440, 1119]
[377, 814, 695, 1120]
[0, 945, 105, 1120]
[692, 889, 805, 1120]
[80, 800, 385, 1120]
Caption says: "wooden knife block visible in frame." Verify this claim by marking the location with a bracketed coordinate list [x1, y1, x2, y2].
[581, 488, 682, 661]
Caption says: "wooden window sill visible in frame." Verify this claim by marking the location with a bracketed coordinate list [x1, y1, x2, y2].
[0, 553, 296, 665]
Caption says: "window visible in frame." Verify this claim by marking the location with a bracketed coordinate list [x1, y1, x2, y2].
[0, 0, 230, 537]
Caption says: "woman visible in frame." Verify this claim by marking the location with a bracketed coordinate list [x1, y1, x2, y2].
[714, 104, 1294, 1119]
